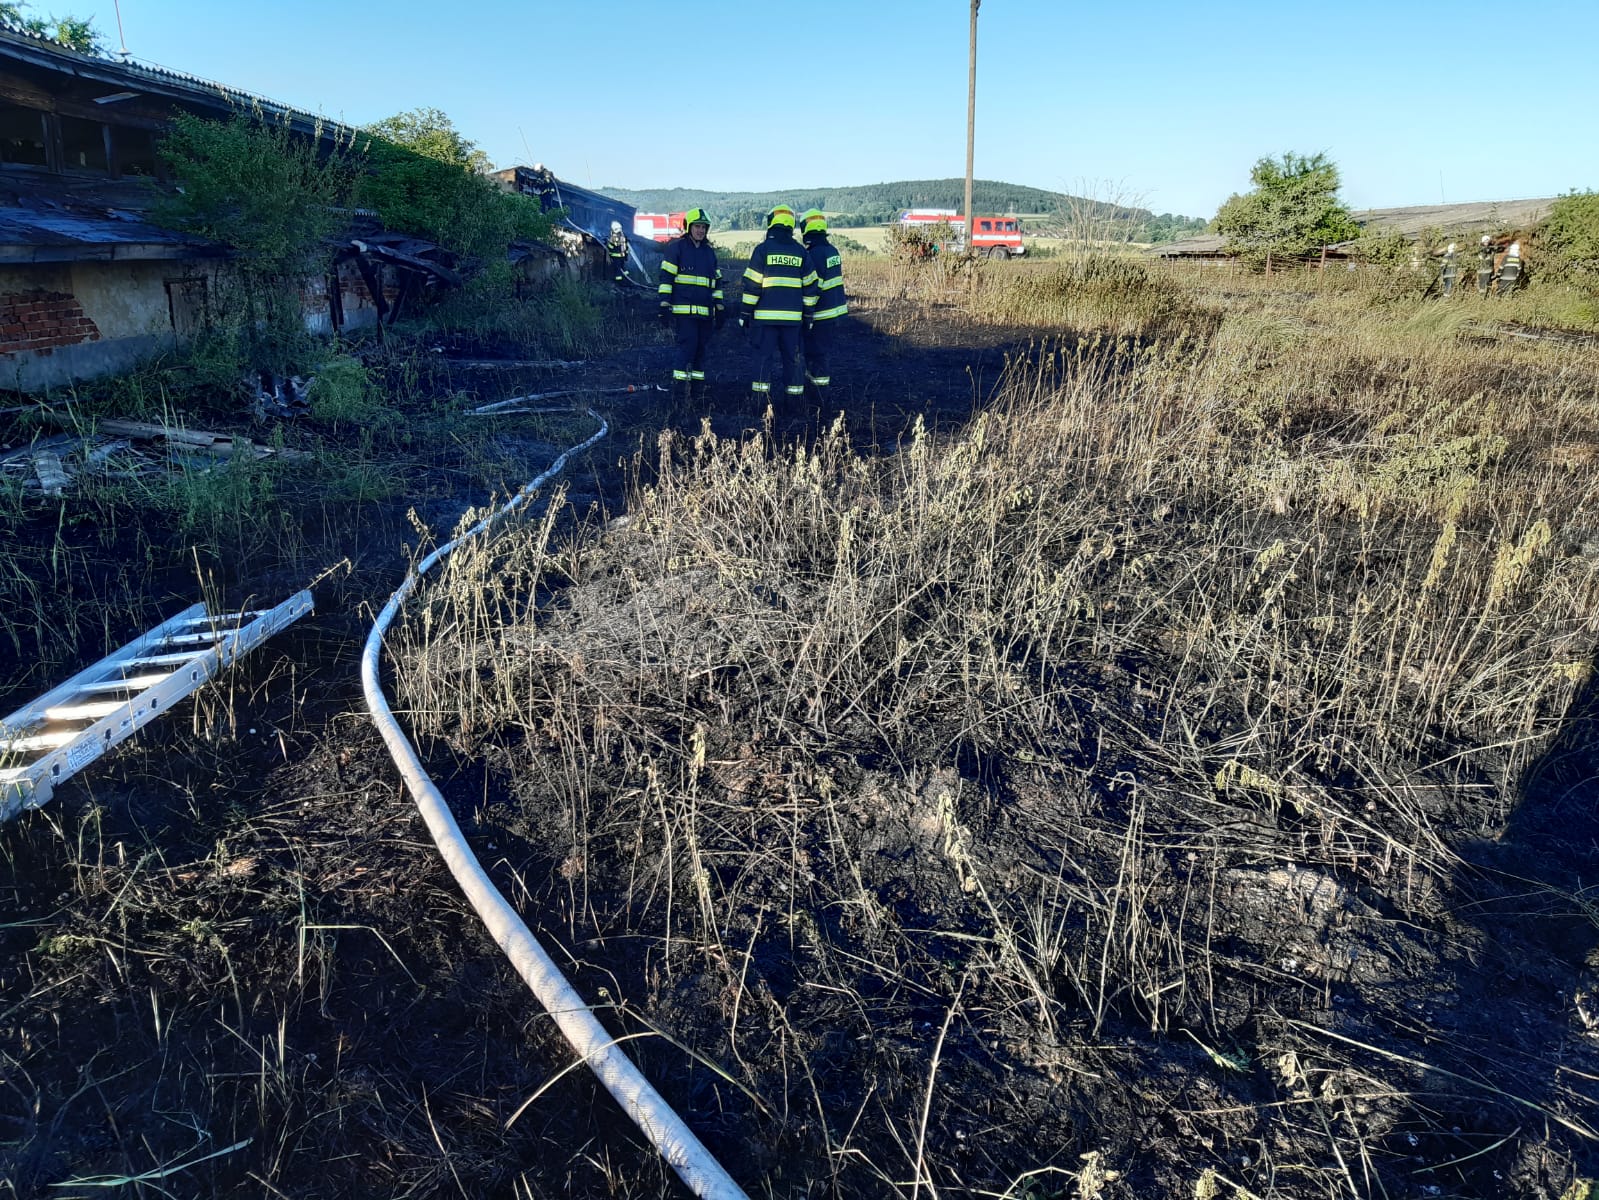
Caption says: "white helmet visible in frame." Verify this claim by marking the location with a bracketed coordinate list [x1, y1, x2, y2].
[1508, 241, 1520, 255]
[1480, 234, 1491, 245]
[610, 221, 622, 233]
[1446, 243, 1457, 254]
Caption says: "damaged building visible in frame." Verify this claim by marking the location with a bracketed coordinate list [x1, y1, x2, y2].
[0, 22, 406, 389]
[493, 164, 661, 286]
[0, 24, 609, 392]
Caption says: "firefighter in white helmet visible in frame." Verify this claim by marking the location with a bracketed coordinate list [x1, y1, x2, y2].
[605, 221, 630, 285]
[1497, 240, 1523, 295]
[1476, 234, 1495, 296]
[1439, 242, 1458, 297]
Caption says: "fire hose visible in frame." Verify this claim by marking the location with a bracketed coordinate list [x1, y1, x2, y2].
[360, 406, 750, 1200]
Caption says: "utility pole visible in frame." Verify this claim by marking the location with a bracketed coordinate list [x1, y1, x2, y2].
[964, 0, 979, 258]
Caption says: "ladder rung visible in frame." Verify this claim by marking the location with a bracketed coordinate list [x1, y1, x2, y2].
[171, 610, 269, 627]
[0, 767, 25, 782]
[159, 631, 230, 646]
[44, 701, 128, 722]
[80, 673, 172, 693]
[123, 651, 211, 667]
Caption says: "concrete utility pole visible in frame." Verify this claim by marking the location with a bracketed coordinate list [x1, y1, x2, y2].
[964, 0, 979, 257]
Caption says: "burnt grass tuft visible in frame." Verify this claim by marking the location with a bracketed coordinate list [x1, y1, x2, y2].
[6, 263, 1599, 1198]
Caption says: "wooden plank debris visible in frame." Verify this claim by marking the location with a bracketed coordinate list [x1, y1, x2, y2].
[94, 419, 312, 462]
[1, 419, 311, 495]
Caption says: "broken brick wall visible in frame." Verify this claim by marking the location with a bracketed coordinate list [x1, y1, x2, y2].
[0, 262, 197, 391]
[0, 289, 101, 355]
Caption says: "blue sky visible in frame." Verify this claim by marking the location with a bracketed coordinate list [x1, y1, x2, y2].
[52, 0, 1597, 218]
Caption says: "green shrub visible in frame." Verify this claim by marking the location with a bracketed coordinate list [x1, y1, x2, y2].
[308, 355, 392, 429]
[157, 112, 359, 373]
[1536, 191, 1599, 288]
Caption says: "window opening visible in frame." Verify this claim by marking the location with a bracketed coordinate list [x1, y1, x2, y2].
[111, 126, 158, 177]
[0, 104, 48, 166]
[60, 115, 109, 173]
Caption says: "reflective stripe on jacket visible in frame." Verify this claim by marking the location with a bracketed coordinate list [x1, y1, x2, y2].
[741, 228, 818, 323]
[803, 234, 848, 322]
[658, 236, 725, 318]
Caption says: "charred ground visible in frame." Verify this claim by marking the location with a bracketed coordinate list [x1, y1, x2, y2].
[3, 265, 1598, 1200]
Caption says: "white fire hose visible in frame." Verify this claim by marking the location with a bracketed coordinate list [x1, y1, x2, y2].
[360, 407, 750, 1200]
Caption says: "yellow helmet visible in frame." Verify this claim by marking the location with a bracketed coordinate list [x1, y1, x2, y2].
[765, 204, 796, 229]
[682, 207, 710, 232]
[800, 208, 827, 235]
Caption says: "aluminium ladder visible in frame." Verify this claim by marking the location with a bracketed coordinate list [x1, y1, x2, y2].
[0, 590, 314, 823]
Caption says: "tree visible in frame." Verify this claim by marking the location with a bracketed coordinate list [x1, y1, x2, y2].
[1, 2, 104, 53]
[366, 108, 492, 175]
[1213, 152, 1359, 268]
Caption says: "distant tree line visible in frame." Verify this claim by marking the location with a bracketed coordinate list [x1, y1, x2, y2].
[602, 178, 1206, 240]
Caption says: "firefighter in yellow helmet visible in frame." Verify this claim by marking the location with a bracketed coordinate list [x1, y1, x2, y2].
[798, 209, 847, 400]
[739, 204, 817, 419]
[657, 207, 725, 405]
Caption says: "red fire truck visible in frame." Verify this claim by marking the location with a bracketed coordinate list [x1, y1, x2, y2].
[895, 208, 1026, 258]
[634, 212, 688, 242]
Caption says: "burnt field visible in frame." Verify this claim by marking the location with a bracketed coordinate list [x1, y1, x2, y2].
[4, 259, 1599, 1199]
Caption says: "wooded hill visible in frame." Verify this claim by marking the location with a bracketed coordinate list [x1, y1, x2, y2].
[597, 177, 1206, 241]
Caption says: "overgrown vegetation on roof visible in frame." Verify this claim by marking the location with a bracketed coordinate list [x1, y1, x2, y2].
[0, 1, 102, 54]
[357, 108, 551, 279]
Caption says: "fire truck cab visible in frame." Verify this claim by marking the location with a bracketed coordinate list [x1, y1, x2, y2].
[895, 208, 1026, 258]
[634, 212, 688, 242]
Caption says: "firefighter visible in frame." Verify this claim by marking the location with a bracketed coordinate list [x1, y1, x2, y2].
[1439, 242, 1458, 297]
[1476, 235, 1495, 296]
[738, 204, 816, 418]
[798, 208, 848, 401]
[605, 221, 630, 285]
[657, 208, 725, 405]
[1497, 240, 1523, 295]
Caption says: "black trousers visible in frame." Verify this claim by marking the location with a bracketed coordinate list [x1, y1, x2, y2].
[753, 324, 803, 406]
[673, 317, 713, 382]
[803, 318, 838, 390]
[609, 254, 628, 282]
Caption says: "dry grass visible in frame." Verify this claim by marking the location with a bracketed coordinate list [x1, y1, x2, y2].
[392, 264, 1599, 1195]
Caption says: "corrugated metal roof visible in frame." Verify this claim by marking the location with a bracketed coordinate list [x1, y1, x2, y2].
[0, 198, 225, 262]
[0, 22, 359, 141]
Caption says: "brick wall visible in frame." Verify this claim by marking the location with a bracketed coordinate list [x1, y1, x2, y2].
[1, 290, 101, 355]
